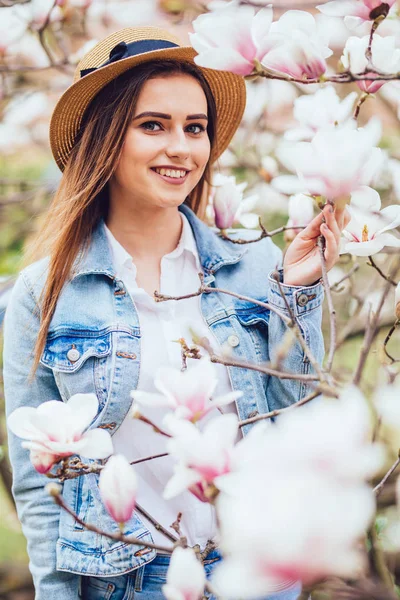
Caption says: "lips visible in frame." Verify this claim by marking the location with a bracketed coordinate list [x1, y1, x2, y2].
[150, 168, 190, 185]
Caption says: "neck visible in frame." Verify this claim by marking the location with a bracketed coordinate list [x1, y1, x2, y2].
[105, 202, 183, 262]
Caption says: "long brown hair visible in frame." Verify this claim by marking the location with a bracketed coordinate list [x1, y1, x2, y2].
[27, 59, 218, 376]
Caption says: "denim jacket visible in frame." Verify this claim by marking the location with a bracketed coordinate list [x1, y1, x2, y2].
[3, 204, 324, 599]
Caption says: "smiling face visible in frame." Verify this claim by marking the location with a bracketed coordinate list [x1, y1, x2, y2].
[108, 73, 211, 215]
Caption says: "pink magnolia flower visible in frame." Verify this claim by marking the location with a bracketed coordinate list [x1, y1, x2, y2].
[277, 119, 383, 202]
[262, 10, 332, 80]
[341, 186, 400, 256]
[131, 359, 242, 423]
[317, 0, 396, 30]
[163, 414, 238, 500]
[211, 387, 384, 597]
[190, 4, 331, 79]
[213, 475, 376, 597]
[99, 454, 137, 525]
[7, 393, 113, 473]
[190, 4, 276, 76]
[212, 173, 258, 229]
[163, 547, 206, 600]
[341, 35, 400, 94]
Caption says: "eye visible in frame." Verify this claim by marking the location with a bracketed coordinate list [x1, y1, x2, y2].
[186, 123, 206, 135]
[140, 121, 162, 131]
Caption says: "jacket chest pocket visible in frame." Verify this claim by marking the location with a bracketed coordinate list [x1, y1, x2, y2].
[40, 330, 113, 410]
[234, 310, 270, 364]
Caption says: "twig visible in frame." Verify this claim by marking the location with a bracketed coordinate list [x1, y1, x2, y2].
[367, 256, 398, 287]
[330, 263, 360, 292]
[130, 452, 169, 466]
[353, 259, 400, 385]
[318, 236, 336, 372]
[218, 220, 307, 245]
[135, 503, 179, 544]
[354, 93, 370, 120]
[156, 280, 326, 382]
[382, 320, 400, 364]
[366, 16, 385, 64]
[374, 454, 400, 497]
[368, 523, 395, 590]
[238, 389, 324, 428]
[51, 490, 176, 554]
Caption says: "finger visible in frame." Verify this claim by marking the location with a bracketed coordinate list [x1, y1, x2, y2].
[323, 205, 341, 243]
[321, 223, 338, 268]
[299, 211, 325, 241]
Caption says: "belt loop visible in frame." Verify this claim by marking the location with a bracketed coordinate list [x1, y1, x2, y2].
[78, 575, 82, 598]
[134, 565, 144, 592]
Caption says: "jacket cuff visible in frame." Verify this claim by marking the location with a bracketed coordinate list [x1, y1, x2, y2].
[268, 269, 324, 316]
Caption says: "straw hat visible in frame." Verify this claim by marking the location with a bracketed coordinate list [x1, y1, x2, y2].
[50, 26, 247, 172]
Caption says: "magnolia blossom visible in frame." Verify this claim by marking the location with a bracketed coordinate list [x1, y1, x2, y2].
[99, 454, 137, 524]
[284, 194, 314, 243]
[277, 119, 383, 202]
[317, 0, 396, 30]
[262, 10, 333, 80]
[341, 186, 400, 256]
[14, 0, 63, 29]
[163, 414, 239, 500]
[7, 393, 113, 473]
[211, 388, 383, 596]
[285, 87, 357, 141]
[0, 8, 27, 54]
[131, 359, 242, 423]
[341, 35, 400, 94]
[374, 382, 400, 429]
[213, 475, 375, 597]
[244, 79, 298, 123]
[163, 547, 206, 600]
[212, 173, 258, 229]
[190, 4, 331, 79]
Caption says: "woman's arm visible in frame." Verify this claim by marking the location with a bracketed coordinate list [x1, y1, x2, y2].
[3, 271, 80, 600]
[266, 266, 325, 411]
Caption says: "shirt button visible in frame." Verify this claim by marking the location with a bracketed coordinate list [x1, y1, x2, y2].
[297, 293, 309, 307]
[227, 334, 240, 348]
[67, 347, 81, 363]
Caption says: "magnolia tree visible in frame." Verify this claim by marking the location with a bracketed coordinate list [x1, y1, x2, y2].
[3, 0, 400, 599]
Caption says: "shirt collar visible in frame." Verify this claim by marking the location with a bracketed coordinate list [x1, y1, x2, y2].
[103, 212, 201, 279]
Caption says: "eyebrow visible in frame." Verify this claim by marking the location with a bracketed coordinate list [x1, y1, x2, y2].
[133, 111, 208, 121]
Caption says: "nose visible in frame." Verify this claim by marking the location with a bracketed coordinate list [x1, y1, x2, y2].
[165, 127, 190, 160]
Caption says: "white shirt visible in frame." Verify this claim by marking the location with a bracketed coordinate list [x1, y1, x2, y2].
[104, 213, 237, 550]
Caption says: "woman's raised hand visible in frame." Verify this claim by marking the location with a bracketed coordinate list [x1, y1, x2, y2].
[283, 204, 351, 287]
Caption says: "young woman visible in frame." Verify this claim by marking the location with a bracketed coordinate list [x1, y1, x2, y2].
[3, 26, 349, 600]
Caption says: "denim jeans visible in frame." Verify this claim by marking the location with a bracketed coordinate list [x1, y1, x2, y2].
[79, 550, 302, 600]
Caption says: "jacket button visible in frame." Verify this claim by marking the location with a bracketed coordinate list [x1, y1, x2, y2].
[67, 347, 81, 362]
[297, 293, 309, 307]
[227, 334, 240, 348]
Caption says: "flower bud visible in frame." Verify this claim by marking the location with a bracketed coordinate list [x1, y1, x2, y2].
[99, 454, 137, 525]
[46, 483, 62, 497]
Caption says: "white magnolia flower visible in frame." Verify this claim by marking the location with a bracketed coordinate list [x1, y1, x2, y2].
[285, 87, 357, 141]
[213, 474, 376, 597]
[0, 8, 27, 53]
[244, 79, 298, 123]
[14, 0, 63, 29]
[7, 393, 113, 473]
[99, 454, 137, 524]
[341, 35, 400, 94]
[163, 547, 206, 600]
[317, 0, 397, 31]
[131, 359, 242, 423]
[277, 119, 383, 202]
[341, 186, 400, 256]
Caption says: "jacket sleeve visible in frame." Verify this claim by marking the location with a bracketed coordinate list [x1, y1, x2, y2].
[2, 271, 80, 600]
[265, 247, 325, 411]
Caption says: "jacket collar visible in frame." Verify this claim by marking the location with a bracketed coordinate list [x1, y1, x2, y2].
[71, 203, 247, 280]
